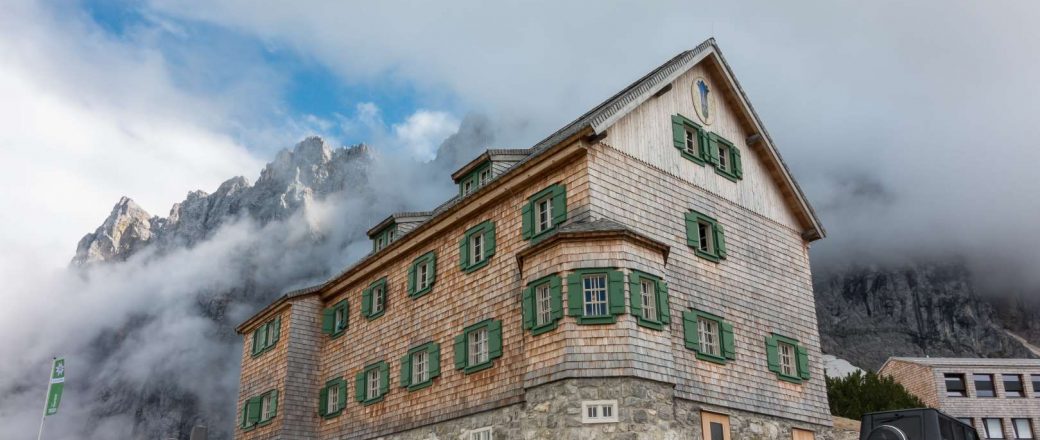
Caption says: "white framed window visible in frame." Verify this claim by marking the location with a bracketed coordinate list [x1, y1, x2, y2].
[698, 317, 720, 356]
[376, 236, 384, 250]
[264, 321, 277, 345]
[684, 129, 698, 155]
[717, 145, 729, 171]
[581, 400, 619, 424]
[468, 328, 489, 366]
[366, 369, 380, 400]
[333, 307, 347, 332]
[327, 384, 341, 413]
[371, 285, 385, 314]
[471, 233, 485, 264]
[261, 392, 275, 421]
[418, 262, 430, 290]
[535, 284, 552, 326]
[412, 350, 429, 385]
[388, 229, 396, 242]
[478, 168, 491, 187]
[778, 341, 796, 377]
[697, 220, 714, 253]
[640, 279, 657, 321]
[582, 274, 608, 317]
[463, 181, 474, 195]
[1013, 418, 1033, 439]
[984, 418, 1005, 439]
[468, 426, 493, 440]
[535, 196, 553, 233]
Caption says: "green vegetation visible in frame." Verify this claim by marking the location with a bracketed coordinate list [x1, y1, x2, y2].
[827, 370, 926, 420]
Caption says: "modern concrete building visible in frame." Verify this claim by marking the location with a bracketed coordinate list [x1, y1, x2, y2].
[233, 39, 839, 440]
[880, 357, 1040, 439]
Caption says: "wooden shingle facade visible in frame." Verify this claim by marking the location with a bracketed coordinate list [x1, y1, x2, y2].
[234, 39, 832, 440]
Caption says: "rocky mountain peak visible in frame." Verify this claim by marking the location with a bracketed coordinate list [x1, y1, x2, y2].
[72, 196, 155, 266]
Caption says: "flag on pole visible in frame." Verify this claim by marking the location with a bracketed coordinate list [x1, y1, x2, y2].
[44, 358, 64, 416]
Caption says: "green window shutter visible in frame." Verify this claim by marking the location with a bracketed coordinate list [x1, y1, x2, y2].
[246, 397, 261, 425]
[453, 334, 467, 369]
[251, 328, 261, 355]
[379, 362, 390, 395]
[550, 275, 564, 320]
[241, 401, 250, 428]
[321, 308, 335, 334]
[566, 272, 583, 316]
[732, 147, 743, 178]
[484, 223, 497, 258]
[361, 287, 372, 317]
[607, 270, 625, 316]
[400, 353, 412, 387]
[269, 389, 279, 418]
[721, 322, 736, 359]
[698, 130, 711, 159]
[682, 310, 700, 351]
[671, 115, 686, 150]
[354, 371, 365, 402]
[428, 253, 437, 284]
[765, 336, 781, 373]
[337, 380, 346, 408]
[521, 203, 533, 240]
[657, 280, 671, 324]
[551, 185, 567, 226]
[796, 345, 811, 380]
[429, 343, 441, 377]
[628, 273, 643, 318]
[684, 212, 699, 248]
[521, 286, 535, 330]
[714, 223, 728, 259]
[407, 262, 416, 295]
[271, 316, 281, 344]
[318, 385, 328, 416]
[458, 236, 469, 270]
[488, 320, 503, 359]
[707, 134, 720, 165]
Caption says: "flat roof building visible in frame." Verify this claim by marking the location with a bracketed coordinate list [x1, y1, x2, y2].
[880, 357, 1040, 439]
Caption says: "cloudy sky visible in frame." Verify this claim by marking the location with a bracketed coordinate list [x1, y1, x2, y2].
[3, 1, 1040, 307]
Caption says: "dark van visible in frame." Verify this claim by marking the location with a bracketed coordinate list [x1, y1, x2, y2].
[860, 408, 980, 440]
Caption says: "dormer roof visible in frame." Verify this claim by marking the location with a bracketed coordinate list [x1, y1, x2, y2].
[450, 148, 532, 183]
[365, 211, 433, 238]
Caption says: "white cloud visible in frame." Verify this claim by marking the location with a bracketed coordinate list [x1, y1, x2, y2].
[392, 110, 460, 160]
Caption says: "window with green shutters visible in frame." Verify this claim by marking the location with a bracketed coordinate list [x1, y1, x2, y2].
[682, 309, 735, 364]
[361, 277, 388, 320]
[765, 333, 811, 383]
[318, 377, 346, 419]
[566, 268, 626, 325]
[628, 271, 671, 330]
[459, 221, 496, 273]
[458, 161, 492, 196]
[372, 224, 398, 252]
[684, 210, 727, 262]
[355, 361, 390, 405]
[240, 389, 278, 430]
[321, 300, 349, 339]
[672, 114, 709, 165]
[707, 133, 742, 181]
[408, 251, 437, 298]
[522, 274, 563, 335]
[521, 184, 568, 241]
[454, 319, 503, 374]
[250, 315, 281, 357]
[400, 342, 441, 391]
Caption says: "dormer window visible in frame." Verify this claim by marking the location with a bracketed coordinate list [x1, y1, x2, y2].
[463, 180, 474, 195]
[371, 224, 398, 252]
[458, 162, 492, 196]
[478, 168, 491, 186]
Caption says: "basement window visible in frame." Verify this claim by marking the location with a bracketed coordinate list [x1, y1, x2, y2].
[581, 400, 619, 424]
[468, 427, 493, 440]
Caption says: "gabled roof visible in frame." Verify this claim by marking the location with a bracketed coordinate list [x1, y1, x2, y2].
[365, 211, 433, 238]
[450, 148, 532, 183]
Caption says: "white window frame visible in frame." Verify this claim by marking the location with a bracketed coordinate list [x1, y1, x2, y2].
[471, 233, 485, 264]
[984, 418, 1005, 439]
[366, 369, 381, 400]
[468, 426, 493, 440]
[478, 168, 491, 187]
[640, 279, 657, 321]
[371, 284, 385, 314]
[388, 229, 396, 242]
[418, 261, 430, 290]
[580, 400, 619, 424]
[535, 196, 553, 233]
[717, 144, 729, 171]
[468, 328, 489, 366]
[684, 128, 698, 155]
[261, 392, 274, 421]
[264, 322, 277, 346]
[582, 274, 608, 317]
[778, 341, 796, 377]
[697, 220, 714, 254]
[535, 283, 552, 326]
[698, 317, 721, 357]
[327, 384, 341, 413]
[412, 350, 429, 385]
[1013, 418, 1033, 439]
[333, 307, 347, 332]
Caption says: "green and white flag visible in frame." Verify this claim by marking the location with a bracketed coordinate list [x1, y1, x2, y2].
[44, 358, 64, 416]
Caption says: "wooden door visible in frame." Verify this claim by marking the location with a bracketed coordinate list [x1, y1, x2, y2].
[792, 428, 815, 440]
[701, 412, 731, 440]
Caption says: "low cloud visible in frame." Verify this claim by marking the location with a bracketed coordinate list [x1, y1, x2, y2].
[393, 110, 461, 161]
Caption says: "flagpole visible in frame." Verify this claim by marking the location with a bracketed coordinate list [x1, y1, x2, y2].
[36, 357, 54, 440]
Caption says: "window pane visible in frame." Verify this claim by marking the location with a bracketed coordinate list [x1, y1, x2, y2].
[413, 350, 428, 384]
[536, 284, 552, 326]
[1003, 374, 1024, 398]
[328, 385, 339, 411]
[536, 197, 552, 233]
[640, 280, 657, 321]
[974, 374, 995, 398]
[778, 342, 795, 376]
[1033, 375, 1040, 397]
[697, 222, 711, 252]
[984, 418, 1004, 439]
[698, 317, 720, 356]
[469, 328, 488, 365]
[582, 275, 608, 317]
[367, 370, 380, 399]
[718, 146, 727, 170]
[945, 373, 967, 397]
[1013, 419, 1033, 439]
[710, 422, 725, 440]
[471, 234, 484, 263]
